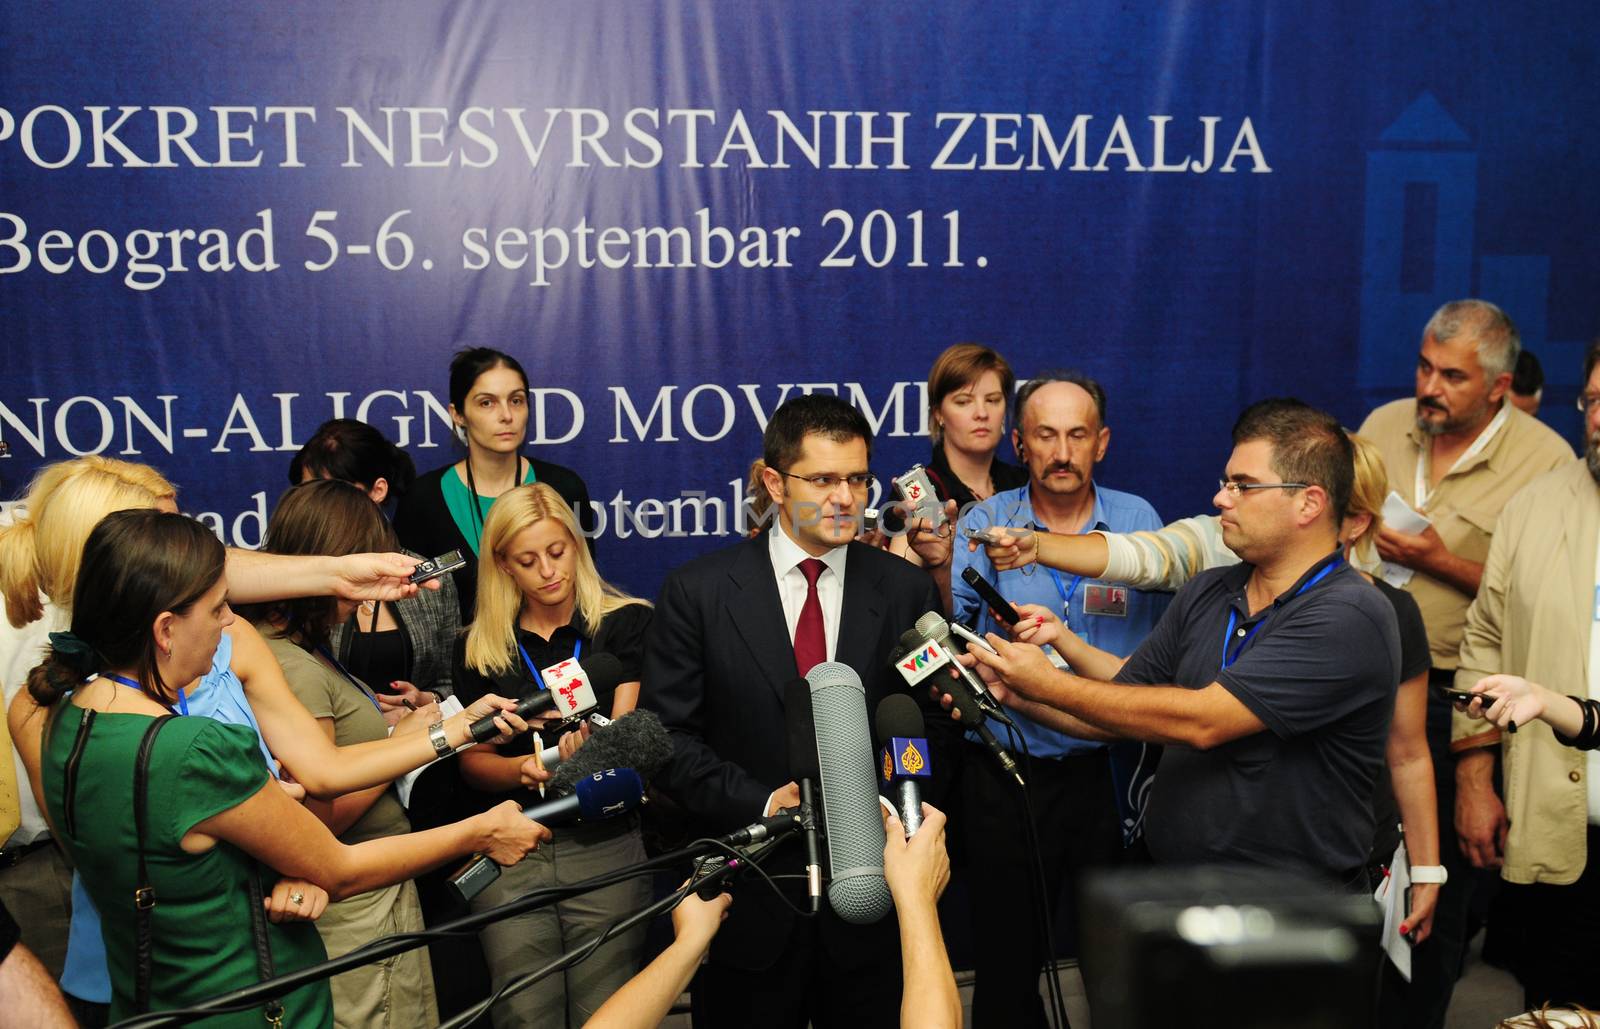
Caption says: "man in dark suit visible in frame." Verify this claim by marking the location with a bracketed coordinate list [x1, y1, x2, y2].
[643, 394, 958, 1029]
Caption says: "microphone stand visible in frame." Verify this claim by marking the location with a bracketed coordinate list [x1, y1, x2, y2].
[108, 829, 794, 1029]
[798, 784, 822, 914]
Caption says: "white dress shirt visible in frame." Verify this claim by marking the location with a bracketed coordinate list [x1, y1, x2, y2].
[768, 523, 848, 664]
[761, 525, 849, 817]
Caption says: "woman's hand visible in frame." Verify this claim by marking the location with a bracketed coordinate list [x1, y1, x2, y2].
[264, 878, 329, 923]
[906, 500, 961, 569]
[969, 527, 1037, 572]
[1403, 882, 1439, 945]
[557, 722, 591, 764]
[390, 700, 441, 737]
[274, 776, 307, 803]
[882, 803, 951, 907]
[376, 682, 438, 728]
[477, 801, 552, 865]
[1009, 604, 1067, 649]
[457, 694, 530, 746]
[1466, 674, 1546, 730]
[330, 553, 439, 600]
[671, 886, 733, 952]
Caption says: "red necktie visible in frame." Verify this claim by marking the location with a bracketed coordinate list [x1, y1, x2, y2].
[793, 558, 827, 676]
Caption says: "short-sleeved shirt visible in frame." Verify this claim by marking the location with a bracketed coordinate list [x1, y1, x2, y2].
[260, 631, 411, 847]
[453, 602, 651, 809]
[1115, 553, 1401, 881]
[1358, 398, 1572, 668]
[953, 482, 1169, 759]
[43, 713, 331, 1026]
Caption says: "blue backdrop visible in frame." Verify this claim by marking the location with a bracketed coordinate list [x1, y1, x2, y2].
[3, 2, 1596, 600]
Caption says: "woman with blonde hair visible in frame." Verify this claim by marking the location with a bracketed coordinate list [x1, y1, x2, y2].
[0, 457, 177, 1017]
[3, 457, 534, 1024]
[453, 482, 653, 1029]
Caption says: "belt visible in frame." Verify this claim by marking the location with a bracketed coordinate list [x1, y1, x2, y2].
[0, 838, 53, 870]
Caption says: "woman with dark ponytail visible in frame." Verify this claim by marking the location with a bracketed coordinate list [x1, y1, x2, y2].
[395, 348, 596, 623]
[26, 509, 549, 1027]
[292, 419, 459, 716]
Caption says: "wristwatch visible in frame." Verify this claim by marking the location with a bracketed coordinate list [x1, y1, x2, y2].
[428, 720, 452, 759]
[1409, 865, 1448, 885]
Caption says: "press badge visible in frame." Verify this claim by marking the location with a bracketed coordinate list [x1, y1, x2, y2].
[1083, 584, 1128, 618]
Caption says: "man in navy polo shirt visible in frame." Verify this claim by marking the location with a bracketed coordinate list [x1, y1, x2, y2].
[948, 371, 1167, 1029]
[966, 399, 1401, 887]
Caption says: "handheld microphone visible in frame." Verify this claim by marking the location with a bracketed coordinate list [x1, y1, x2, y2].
[914, 611, 1010, 723]
[447, 767, 644, 905]
[784, 678, 824, 913]
[892, 617, 1024, 786]
[465, 653, 625, 744]
[875, 695, 931, 837]
[537, 709, 673, 791]
[807, 662, 892, 925]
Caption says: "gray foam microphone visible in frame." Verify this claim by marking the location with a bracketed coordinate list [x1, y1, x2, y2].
[806, 660, 892, 925]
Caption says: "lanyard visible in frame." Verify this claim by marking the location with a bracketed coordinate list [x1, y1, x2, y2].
[1220, 558, 1343, 670]
[1042, 519, 1095, 624]
[314, 645, 383, 713]
[517, 636, 583, 693]
[103, 673, 188, 716]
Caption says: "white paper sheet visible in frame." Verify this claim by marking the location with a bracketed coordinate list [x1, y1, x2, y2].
[1377, 491, 1433, 588]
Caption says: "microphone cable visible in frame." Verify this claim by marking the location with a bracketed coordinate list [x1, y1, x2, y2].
[437, 834, 795, 1029]
[1002, 720, 1073, 1029]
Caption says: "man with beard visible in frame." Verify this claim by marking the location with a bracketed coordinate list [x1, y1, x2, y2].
[947, 372, 1166, 1029]
[1357, 299, 1572, 1027]
[1450, 340, 1600, 1010]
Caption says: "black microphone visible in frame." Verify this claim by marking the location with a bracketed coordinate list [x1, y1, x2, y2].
[875, 695, 931, 837]
[915, 611, 1011, 724]
[891, 617, 1024, 786]
[465, 653, 626, 744]
[543, 709, 673, 792]
[785, 678, 824, 914]
[447, 767, 644, 904]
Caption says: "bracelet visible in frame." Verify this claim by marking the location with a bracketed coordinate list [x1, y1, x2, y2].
[1553, 696, 1599, 750]
[1408, 865, 1448, 885]
[428, 720, 452, 759]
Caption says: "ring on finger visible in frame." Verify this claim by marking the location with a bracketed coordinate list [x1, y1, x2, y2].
[290, 891, 305, 906]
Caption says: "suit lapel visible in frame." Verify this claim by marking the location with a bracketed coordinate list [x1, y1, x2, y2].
[726, 537, 796, 699]
[835, 543, 887, 677]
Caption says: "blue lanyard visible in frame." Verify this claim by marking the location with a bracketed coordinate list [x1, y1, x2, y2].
[314, 646, 383, 713]
[103, 673, 188, 716]
[1045, 568, 1084, 619]
[1220, 558, 1342, 670]
[517, 636, 583, 693]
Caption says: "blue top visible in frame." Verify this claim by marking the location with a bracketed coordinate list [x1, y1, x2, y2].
[952, 482, 1169, 760]
[1115, 555, 1400, 880]
[61, 631, 273, 1004]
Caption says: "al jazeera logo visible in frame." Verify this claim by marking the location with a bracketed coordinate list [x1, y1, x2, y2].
[898, 739, 925, 775]
[882, 748, 894, 782]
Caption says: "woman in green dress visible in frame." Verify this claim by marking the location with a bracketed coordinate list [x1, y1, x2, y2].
[29, 509, 550, 1027]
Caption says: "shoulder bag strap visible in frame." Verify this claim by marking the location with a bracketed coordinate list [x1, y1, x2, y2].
[132, 714, 175, 1014]
[57, 706, 96, 839]
[245, 867, 285, 1028]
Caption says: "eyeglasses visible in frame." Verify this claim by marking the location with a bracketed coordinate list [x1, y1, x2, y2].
[1577, 394, 1600, 415]
[781, 471, 877, 494]
[1217, 479, 1309, 498]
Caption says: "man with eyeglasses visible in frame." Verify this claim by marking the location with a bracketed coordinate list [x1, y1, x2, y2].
[1447, 342, 1600, 1011]
[956, 400, 1401, 894]
[641, 393, 957, 1029]
[945, 370, 1167, 1028]
[1356, 299, 1572, 1028]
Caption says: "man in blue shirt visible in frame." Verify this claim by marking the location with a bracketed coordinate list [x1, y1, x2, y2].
[947, 371, 1167, 1029]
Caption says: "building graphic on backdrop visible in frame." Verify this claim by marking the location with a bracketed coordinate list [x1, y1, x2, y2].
[1360, 92, 1585, 441]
